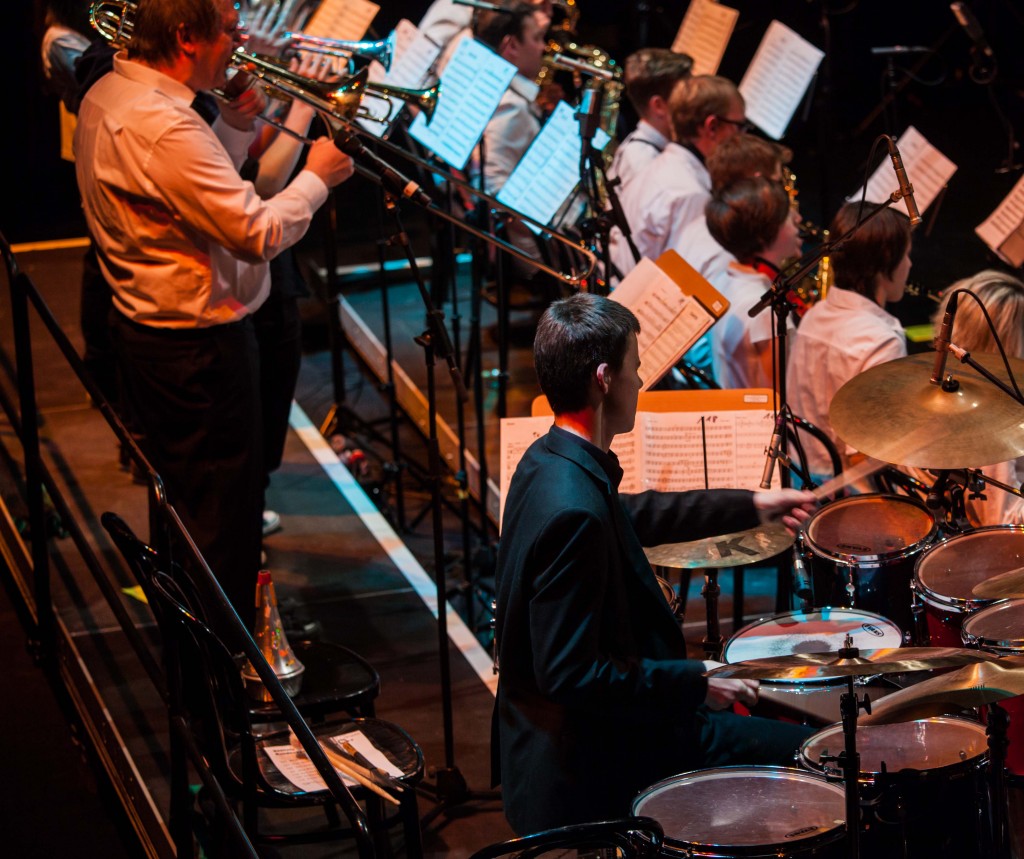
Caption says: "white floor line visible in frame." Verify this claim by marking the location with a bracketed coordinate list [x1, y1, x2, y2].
[289, 402, 498, 697]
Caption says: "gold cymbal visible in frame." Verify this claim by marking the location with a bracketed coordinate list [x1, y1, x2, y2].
[829, 352, 1024, 469]
[860, 655, 1024, 725]
[706, 646, 995, 681]
[643, 522, 794, 569]
[972, 566, 1024, 599]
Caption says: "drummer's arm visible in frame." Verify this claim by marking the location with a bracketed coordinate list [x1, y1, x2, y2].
[621, 489, 760, 546]
[703, 660, 760, 709]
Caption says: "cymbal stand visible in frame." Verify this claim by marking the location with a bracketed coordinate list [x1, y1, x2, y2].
[701, 570, 723, 661]
[986, 701, 1010, 859]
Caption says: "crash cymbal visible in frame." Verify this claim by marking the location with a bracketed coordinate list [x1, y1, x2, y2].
[706, 646, 995, 681]
[973, 566, 1024, 600]
[860, 655, 1024, 725]
[644, 522, 794, 570]
[829, 352, 1024, 469]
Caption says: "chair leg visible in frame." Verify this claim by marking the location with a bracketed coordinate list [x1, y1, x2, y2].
[366, 794, 392, 859]
[400, 788, 423, 859]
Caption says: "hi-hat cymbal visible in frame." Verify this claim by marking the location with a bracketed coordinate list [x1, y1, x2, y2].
[644, 522, 794, 569]
[706, 646, 995, 681]
[973, 566, 1024, 599]
[829, 352, 1024, 469]
[860, 655, 1024, 725]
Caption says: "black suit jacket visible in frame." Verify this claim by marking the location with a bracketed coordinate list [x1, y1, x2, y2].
[493, 428, 760, 835]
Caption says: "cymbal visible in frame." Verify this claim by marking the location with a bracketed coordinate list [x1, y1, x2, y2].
[706, 646, 995, 681]
[644, 522, 794, 570]
[973, 566, 1024, 599]
[860, 655, 1024, 725]
[829, 352, 1024, 469]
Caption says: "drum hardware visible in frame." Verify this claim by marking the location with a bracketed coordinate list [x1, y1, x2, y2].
[830, 352, 1024, 470]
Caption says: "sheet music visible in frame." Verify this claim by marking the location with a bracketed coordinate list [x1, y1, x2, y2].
[499, 416, 552, 525]
[610, 257, 718, 391]
[261, 730, 401, 793]
[976, 173, 1024, 268]
[304, 0, 379, 41]
[496, 101, 609, 228]
[358, 20, 441, 137]
[738, 20, 824, 140]
[850, 126, 958, 214]
[671, 0, 739, 76]
[409, 37, 516, 170]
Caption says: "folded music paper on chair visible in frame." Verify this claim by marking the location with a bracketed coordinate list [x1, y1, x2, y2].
[496, 101, 610, 230]
[672, 0, 739, 76]
[739, 20, 824, 140]
[976, 173, 1024, 268]
[849, 126, 958, 215]
[263, 730, 401, 793]
[499, 390, 778, 525]
[610, 251, 728, 392]
[304, 0, 380, 41]
[409, 37, 516, 170]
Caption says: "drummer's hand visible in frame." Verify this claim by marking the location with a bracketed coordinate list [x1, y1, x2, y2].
[753, 488, 817, 535]
[705, 678, 760, 710]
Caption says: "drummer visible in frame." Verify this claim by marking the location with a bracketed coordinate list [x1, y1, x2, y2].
[493, 291, 816, 835]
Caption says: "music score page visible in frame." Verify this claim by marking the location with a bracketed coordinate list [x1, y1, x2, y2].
[671, 0, 739, 76]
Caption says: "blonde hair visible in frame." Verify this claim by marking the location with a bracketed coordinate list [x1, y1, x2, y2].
[669, 75, 741, 142]
[933, 270, 1024, 359]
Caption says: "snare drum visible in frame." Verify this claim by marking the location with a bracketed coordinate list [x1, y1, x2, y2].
[803, 495, 936, 631]
[913, 526, 1024, 647]
[962, 598, 1024, 775]
[632, 766, 846, 857]
[724, 608, 903, 684]
[800, 717, 988, 858]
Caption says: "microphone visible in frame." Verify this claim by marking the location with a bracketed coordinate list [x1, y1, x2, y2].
[333, 129, 434, 209]
[792, 550, 813, 607]
[760, 411, 786, 490]
[950, 2, 994, 59]
[576, 85, 604, 146]
[886, 137, 922, 226]
[931, 290, 959, 385]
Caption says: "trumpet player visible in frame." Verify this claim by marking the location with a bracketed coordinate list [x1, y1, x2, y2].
[74, 0, 355, 629]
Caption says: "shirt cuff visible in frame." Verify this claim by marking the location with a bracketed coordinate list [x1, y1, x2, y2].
[289, 169, 330, 209]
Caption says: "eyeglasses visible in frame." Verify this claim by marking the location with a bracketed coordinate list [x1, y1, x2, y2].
[715, 115, 754, 134]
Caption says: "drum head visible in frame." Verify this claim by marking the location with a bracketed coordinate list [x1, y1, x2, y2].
[915, 526, 1024, 611]
[723, 608, 902, 684]
[633, 767, 846, 853]
[962, 598, 1024, 652]
[806, 495, 935, 563]
[801, 717, 988, 780]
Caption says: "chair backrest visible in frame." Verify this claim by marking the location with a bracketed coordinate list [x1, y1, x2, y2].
[468, 817, 664, 859]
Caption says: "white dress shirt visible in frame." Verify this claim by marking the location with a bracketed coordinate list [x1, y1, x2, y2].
[710, 264, 790, 390]
[608, 119, 668, 193]
[787, 286, 907, 475]
[74, 53, 328, 328]
[482, 73, 542, 196]
[418, 0, 474, 50]
[611, 142, 710, 280]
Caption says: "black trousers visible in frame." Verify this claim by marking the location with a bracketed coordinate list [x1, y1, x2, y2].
[112, 313, 264, 632]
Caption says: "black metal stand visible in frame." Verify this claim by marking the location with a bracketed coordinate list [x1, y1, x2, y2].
[701, 569, 723, 661]
[987, 701, 1011, 859]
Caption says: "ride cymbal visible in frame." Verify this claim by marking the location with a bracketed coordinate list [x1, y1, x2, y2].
[643, 522, 794, 569]
[973, 565, 1024, 599]
[860, 655, 1024, 725]
[829, 353, 1024, 469]
[706, 646, 995, 681]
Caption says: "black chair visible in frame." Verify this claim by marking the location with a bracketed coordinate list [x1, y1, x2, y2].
[468, 817, 664, 859]
[102, 513, 424, 857]
[102, 512, 381, 722]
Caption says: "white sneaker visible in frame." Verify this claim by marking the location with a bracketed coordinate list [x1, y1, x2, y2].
[262, 510, 282, 536]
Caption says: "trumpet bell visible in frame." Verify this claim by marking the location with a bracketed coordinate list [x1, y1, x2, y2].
[366, 81, 441, 123]
[285, 30, 396, 72]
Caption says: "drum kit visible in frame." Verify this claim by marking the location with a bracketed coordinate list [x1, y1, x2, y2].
[637, 352, 1024, 859]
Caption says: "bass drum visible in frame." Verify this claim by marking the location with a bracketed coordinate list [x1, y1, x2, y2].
[723, 607, 903, 684]
[802, 494, 936, 632]
[800, 717, 988, 859]
[632, 766, 846, 858]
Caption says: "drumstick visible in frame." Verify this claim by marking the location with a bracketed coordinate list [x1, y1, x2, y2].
[289, 732, 401, 805]
[810, 457, 887, 502]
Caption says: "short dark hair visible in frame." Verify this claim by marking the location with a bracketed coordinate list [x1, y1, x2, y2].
[707, 135, 793, 193]
[706, 177, 791, 263]
[129, 0, 223, 64]
[623, 48, 693, 115]
[829, 202, 911, 298]
[534, 293, 640, 414]
[670, 74, 741, 142]
[472, 3, 536, 51]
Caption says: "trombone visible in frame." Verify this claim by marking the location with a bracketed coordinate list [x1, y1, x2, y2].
[87, 0, 597, 287]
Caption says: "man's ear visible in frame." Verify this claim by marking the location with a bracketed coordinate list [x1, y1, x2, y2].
[595, 362, 611, 393]
[177, 23, 198, 58]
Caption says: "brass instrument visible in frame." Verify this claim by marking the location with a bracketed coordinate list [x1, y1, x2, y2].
[784, 169, 833, 310]
[285, 31, 395, 72]
[86, 0, 597, 287]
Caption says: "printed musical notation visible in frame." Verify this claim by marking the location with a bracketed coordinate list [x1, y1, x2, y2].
[304, 0, 380, 42]
[409, 37, 516, 169]
[672, 0, 739, 76]
[498, 406, 775, 528]
[976, 172, 1024, 268]
[851, 126, 958, 215]
[739, 20, 824, 141]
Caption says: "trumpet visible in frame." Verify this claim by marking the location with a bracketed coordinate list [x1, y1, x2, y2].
[90, 0, 134, 47]
[285, 31, 395, 72]
[543, 51, 618, 82]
